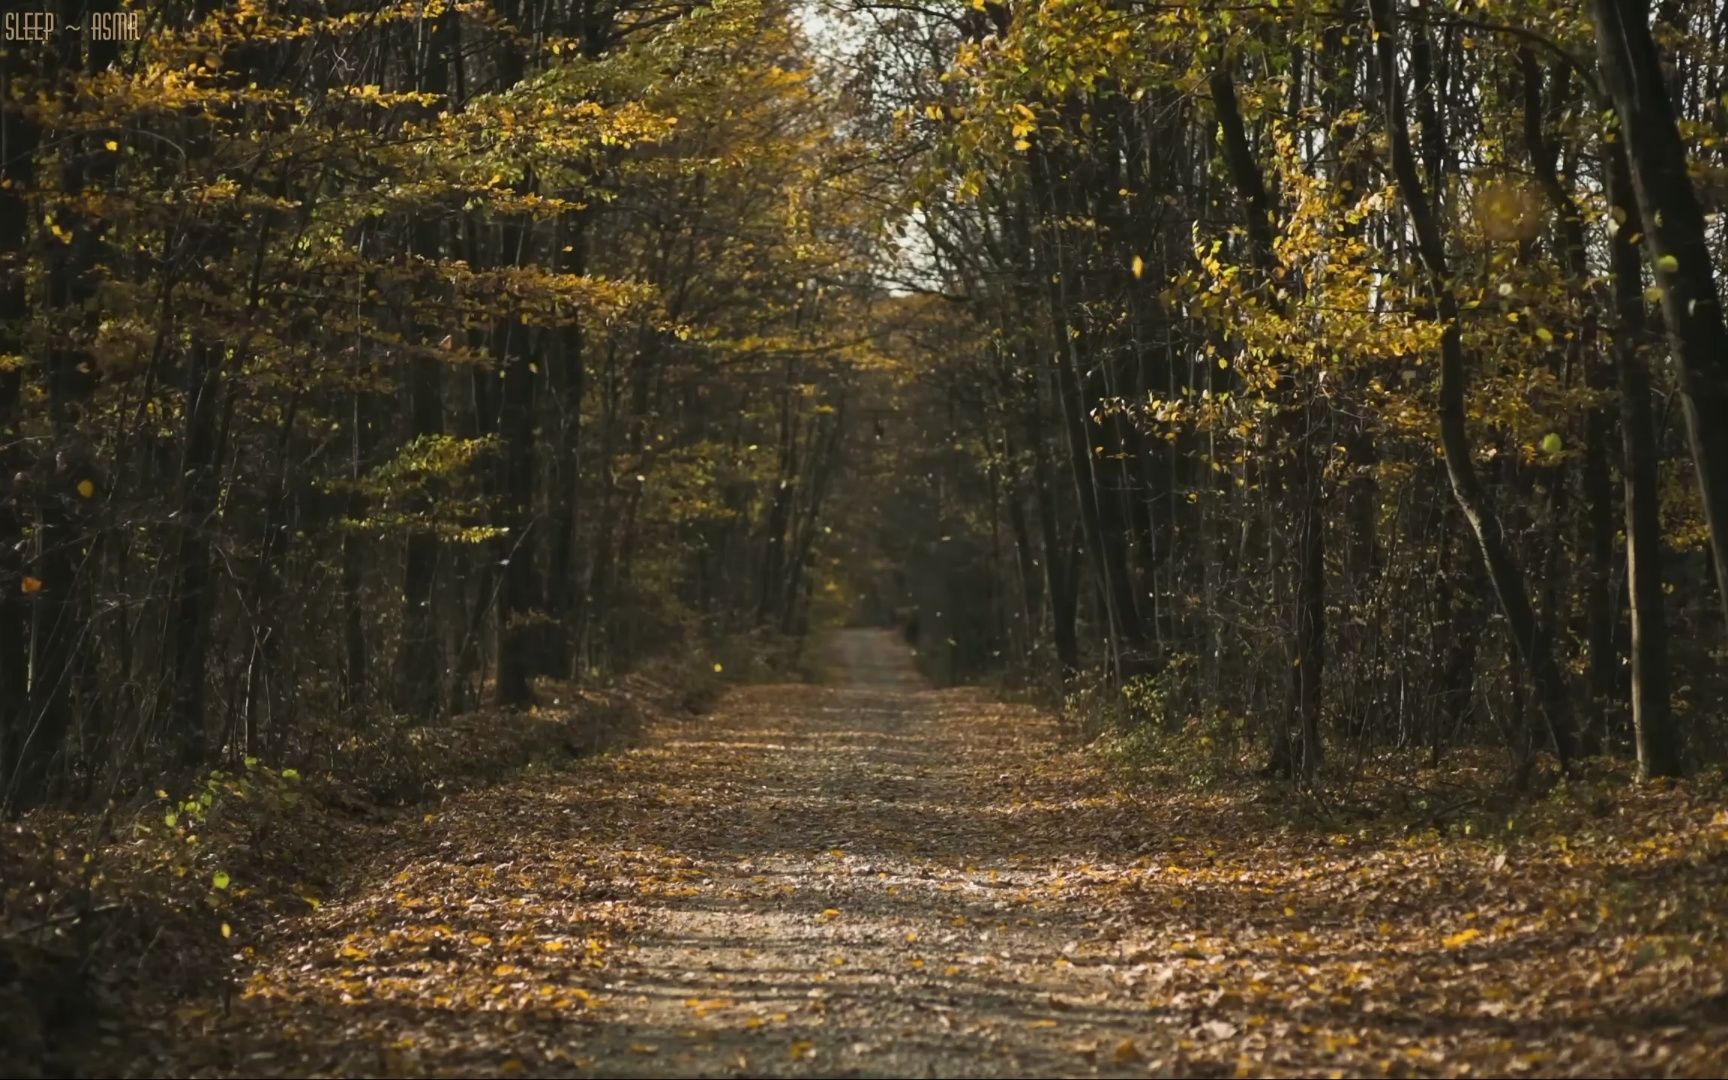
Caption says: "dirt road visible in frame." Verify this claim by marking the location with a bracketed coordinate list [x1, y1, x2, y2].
[147, 629, 1727, 1078]
[559, 628, 1163, 1077]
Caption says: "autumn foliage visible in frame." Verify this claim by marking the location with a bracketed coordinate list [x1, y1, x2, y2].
[5, 0, 1728, 1076]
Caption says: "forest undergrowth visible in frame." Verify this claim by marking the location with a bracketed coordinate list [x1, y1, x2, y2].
[0, 657, 717, 1076]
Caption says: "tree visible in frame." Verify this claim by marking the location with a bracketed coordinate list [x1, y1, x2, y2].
[1590, 0, 1728, 635]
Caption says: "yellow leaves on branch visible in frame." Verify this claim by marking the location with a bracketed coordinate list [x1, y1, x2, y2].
[422, 97, 679, 171]
[451, 264, 658, 328]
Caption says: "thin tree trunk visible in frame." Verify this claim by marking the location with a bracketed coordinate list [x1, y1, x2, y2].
[341, 385, 371, 711]
[167, 344, 221, 764]
[544, 213, 587, 677]
[494, 291, 537, 708]
[1608, 146, 1679, 777]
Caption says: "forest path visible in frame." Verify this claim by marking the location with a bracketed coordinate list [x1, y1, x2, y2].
[149, 630, 1727, 1078]
[554, 628, 1160, 1078]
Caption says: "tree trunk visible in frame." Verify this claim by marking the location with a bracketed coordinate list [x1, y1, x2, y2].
[1027, 402, 1080, 675]
[488, 0, 535, 708]
[1608, 146, 1680, 777]
[494, 293, 537, 708]
[1590, 0, 1728, 632]
[341, 386, 371, 712]
[167, 344, 221, 765]
[543, 213, 587, 677]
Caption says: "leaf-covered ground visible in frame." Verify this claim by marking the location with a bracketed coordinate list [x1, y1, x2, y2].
[113, 630, 1728, 1077]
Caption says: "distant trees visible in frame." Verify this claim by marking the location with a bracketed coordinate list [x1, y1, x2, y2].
[835, 0, 1728, 781]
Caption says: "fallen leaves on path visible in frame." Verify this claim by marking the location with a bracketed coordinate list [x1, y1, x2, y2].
[79, 631, 1728, 1076]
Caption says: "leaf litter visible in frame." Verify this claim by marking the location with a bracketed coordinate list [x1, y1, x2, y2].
[42, 631, 1728, 1076]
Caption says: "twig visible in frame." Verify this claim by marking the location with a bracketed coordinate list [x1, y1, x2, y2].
[1, 902, 123, 941]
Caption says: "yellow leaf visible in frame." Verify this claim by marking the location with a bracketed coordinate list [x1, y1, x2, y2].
[1443, 927, 1482, 949]
[1113, 1038, 1143, 1064]
[104, 140, 119, 152]
[1657, 253, 1680, 273]
[1535, 327, 1553, 344]
[1131, 254, 1145, 280]
[820, 908, 840, 920]
[220, 922, 231, 939]
[470, 934, 493, 946]
[76, 479, 95, 498]
[788, 1040, 815, 1061]
[21, 576, 43, 594]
